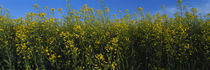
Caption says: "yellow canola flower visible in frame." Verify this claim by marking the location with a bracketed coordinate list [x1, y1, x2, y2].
[74, 25, 81, 30]
[178, 0, 182, 3]
[50, 17, 55, 22]
[56, 28, 59, 32]
[95, 54, 104, 60]
[111, 62, 117, 70]
[5, 8, 9, 11]
[84, 4, 87, 8]
[0, 28, 3, 31]
[39, 13, 46, 18]
[109, 46, 113, 50]
[47, 53, 50, 56]
[184, 44, 190, 49]
[57, 55, 61, 58]
[137, 7, 143, 12]
[33, 4, 39, 8]
[51, 8, 55, 12]
[118, 10, 122, 12]
[23, 57, 26, 59]
[96, 10, 103, 16]
[95, 40, 100, 44]
[105, 7, 110, 12]
[45, 49, 49, 52]
[44, 6, 48, 10]
[111, 37, 119, 43]
[58, 8, 63, 11]
[51, 54, 56, 59]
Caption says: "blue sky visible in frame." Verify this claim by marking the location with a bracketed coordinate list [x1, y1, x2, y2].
[0, 0, 209, 18]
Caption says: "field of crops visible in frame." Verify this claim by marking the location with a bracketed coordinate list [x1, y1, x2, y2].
[0, 0, 209, 70]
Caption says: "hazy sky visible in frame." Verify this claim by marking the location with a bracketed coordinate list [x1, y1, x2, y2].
[0, 0, 209, 18]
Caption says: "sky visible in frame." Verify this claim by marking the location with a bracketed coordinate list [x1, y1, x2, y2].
[0, 0, 209, 18]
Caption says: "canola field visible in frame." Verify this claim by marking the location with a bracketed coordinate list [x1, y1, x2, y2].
[0, 0, 209, 70]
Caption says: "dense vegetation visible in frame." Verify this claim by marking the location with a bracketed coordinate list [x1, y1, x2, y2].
[0, 0, 209, 70]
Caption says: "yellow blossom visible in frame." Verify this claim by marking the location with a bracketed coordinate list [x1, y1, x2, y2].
[58, 8, 63, 11]
[33, 4, 39, 8]
[0, 28, 3, 31]
[51, 8, 55, 12]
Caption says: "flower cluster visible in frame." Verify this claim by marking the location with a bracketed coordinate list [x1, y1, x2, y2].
[0, 1, 209, 70]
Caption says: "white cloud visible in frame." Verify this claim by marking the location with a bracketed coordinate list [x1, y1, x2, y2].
[162, 0, 210, 17]
[195, 1, 210, 14]
[165, 7, 178, 17]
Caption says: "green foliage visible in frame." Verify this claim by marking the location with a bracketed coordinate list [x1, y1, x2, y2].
[0, 1, 209, 70]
